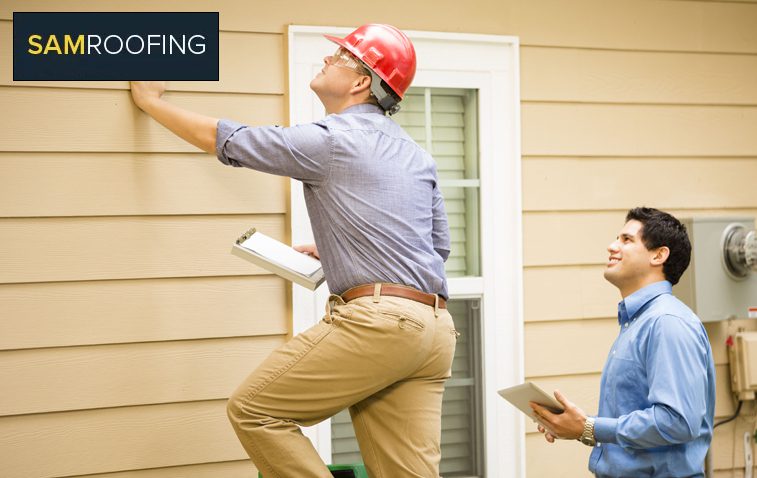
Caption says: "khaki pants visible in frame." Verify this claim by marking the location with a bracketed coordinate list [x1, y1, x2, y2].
[227, 292, 457, 478]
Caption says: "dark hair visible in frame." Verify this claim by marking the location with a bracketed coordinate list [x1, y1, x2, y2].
[625, 207, 691, 285]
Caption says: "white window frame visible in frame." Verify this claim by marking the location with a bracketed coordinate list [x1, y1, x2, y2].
[287, 25, 524, 478]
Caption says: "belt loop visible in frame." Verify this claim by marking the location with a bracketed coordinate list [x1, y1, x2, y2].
[373, 283, 382, 303]
[434, 294, 439, 317]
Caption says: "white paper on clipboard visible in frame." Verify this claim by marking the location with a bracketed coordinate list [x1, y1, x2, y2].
[231, 228, 325, 290]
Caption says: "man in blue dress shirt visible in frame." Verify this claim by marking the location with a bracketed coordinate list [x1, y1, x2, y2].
[531, 207, 716, 478]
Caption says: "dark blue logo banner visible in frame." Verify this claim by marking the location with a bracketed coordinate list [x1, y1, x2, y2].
[13, 12, 219, 81]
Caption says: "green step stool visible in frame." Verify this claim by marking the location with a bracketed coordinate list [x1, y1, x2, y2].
[258, 463, 368, 478]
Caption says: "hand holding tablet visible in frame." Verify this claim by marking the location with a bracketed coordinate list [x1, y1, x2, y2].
[497, 382, 564, 420]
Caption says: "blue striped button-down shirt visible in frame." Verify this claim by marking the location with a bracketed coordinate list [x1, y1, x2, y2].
[590, 281, 715, 478]
[215, 103, 450, 298]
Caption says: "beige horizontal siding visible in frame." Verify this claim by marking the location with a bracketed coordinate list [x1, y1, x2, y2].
[1, 335, 284, 416]
[0, 215, 285, 283]
[3, 1, 756, 53]
[0, 87, 283, 152]
[0, 22, 284, 94]
[522, 103, 757, 157]
[523, 211, 621, 267]
[524, 265, 617, 322]
[0, 400, 248, 478]
[523, 158, 757, 212]
[503, 0, 757, 52]
[1, 6, 294, 478]
[524, 318, 617, 377]
[521, 46, 757, 104]
[0, 152, 287, 217]
[0, 275, 288, 350]
[523, 209, 757, 267]
[526, 434, 593, 477]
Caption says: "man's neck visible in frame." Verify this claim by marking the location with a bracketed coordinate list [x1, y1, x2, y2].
[619, 275, 666, 299]
[325, 98, 375, 115]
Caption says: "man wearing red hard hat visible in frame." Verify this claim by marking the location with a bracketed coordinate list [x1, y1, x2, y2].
[131, 24, 454, 478]
[321, 24, 415, 115]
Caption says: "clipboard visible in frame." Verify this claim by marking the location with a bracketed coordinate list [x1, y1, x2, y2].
[497, 382, 564, 419]
[231, 227, 326, 290]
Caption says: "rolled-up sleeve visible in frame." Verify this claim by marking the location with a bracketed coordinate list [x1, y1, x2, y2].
[216, 119, 332, 185]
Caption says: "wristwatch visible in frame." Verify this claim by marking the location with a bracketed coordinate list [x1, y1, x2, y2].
[579, 417, 596, 446]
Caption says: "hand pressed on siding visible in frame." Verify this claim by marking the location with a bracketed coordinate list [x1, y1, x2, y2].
[130, 81, 166, 110]
[294, 244, 320, 260]
[129, 81, 218, 155]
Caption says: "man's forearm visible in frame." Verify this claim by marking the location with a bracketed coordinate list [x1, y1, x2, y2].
[140, 97, 219, 154]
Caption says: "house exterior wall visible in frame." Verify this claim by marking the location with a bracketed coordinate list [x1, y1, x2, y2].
[1, 1, 755, 476]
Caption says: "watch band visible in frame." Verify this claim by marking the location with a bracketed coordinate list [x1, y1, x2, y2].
[580, 416, 596, 446]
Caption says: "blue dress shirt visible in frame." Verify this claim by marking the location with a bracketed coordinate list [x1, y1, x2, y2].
[215, 103, 450, 298]
[590, 281, 715, 478]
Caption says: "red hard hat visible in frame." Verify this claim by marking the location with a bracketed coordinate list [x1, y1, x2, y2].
[324, 24, 416, 99]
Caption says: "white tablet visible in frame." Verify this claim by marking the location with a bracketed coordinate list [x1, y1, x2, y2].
[497, 382, 564, 419]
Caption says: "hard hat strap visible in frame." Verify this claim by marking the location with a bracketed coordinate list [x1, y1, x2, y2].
[368, 70, 401, 116]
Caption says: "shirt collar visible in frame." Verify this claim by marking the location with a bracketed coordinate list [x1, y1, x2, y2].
[339, 103, 385, 115]
[617, 280, 672, 325]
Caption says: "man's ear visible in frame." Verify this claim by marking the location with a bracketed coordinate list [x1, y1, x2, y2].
[349, 74, 372, 96]
[650, 246, 670, 267]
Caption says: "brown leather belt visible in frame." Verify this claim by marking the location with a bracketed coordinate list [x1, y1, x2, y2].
[341, 283, 447, 309]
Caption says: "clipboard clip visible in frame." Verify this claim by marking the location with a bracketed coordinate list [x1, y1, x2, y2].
[235, 227, 257, 245]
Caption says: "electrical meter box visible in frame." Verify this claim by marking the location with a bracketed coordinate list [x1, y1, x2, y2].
[674, 217, 757, 322]
[729, 332, 757, 400]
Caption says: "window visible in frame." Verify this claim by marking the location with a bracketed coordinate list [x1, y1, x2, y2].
[396, 88, 480, 278]
[440, 299, 484, 476]
[288, 26, 523, 477]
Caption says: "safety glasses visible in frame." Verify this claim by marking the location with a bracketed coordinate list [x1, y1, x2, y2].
[328, 47, 367, 74]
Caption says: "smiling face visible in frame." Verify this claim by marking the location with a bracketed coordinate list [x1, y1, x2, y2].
[604, 220, 668, 298]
